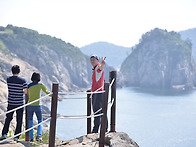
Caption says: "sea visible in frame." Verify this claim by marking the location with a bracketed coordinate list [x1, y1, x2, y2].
[54, 87, 196, 147]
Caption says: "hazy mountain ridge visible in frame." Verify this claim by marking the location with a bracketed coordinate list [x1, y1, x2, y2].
[80, 41, 132, 69]
[179, 28, 196, 61]
[120, 28, 196, 89]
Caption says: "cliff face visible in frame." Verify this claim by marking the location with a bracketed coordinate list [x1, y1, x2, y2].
[0, 25, 90, 92]
[120, 28, 196, 89]
[180, 28, 196, 62]
[60, 132, 139, 147]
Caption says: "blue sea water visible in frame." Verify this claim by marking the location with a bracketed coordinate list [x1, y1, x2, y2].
[55, 87, 196, 147]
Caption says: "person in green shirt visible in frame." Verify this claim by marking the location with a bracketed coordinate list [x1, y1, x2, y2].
[27, 72, 50, 142]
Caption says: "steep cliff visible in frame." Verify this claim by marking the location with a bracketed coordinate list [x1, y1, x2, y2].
[0, 25, 90, 92]
[180, 28, 196, 61]
[120, 28, 196, 89]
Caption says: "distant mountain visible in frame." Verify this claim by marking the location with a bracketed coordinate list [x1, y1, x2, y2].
[80, 42, 132, 69]
[120, 28, 196, 89]
[179, 28, 196, 60]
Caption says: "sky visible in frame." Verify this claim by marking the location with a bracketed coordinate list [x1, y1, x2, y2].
[0, 0, 196, 48]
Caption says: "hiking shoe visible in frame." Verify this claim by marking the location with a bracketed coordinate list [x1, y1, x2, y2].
[36, 136, 43, 142]
[0, 134, 6, 141]
[30, 139, 34, 142]
[14, 137, 18, 142]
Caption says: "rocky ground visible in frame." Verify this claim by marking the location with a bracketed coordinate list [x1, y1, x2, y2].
[0, 132, 139, 147]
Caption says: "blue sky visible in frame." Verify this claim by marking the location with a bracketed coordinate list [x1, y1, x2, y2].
[0, 0, 196, 47]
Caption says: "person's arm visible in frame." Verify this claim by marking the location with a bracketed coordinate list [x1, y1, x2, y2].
[41, 84, 51, 96]
[23, 81, 28, 94]
[24, 88, 28, 94]
[98, 57, 106, 71]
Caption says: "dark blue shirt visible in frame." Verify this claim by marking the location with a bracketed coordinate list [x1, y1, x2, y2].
[7, 76, 27, 105]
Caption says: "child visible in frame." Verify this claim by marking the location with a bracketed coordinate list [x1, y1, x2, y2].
[27, 72, 50, 142]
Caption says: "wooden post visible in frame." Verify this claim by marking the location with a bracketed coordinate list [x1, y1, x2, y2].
[99, 83, 109, 147]
[110, 71, 117, 132]
[87, 94, 91, 134]
[25, 94, 29, 141]
[49, 83, 59, 147]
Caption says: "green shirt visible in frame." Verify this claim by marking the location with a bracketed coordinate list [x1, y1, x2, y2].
[27, 82, 50, 106]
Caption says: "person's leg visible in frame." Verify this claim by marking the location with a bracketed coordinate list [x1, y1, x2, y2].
[34, 106, 42, 137]
[15, 105, 24, 138]
[2, 105, 15, 136]
[92, 93, 103, 133]
[27, 106, 34, 140]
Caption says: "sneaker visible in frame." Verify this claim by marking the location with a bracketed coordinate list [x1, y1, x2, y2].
[36, 136, 43, 142]
[0, 134, 6, 141]
[14, 137, 18, 142]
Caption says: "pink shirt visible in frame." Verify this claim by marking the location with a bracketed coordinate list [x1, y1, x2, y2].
[92, 64, 104, 92]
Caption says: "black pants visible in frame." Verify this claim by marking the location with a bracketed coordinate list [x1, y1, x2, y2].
[92, 93, 108, 133]
[2, 104, 24, 138]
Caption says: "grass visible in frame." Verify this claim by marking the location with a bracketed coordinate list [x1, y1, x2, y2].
[18, 129, 61, 146]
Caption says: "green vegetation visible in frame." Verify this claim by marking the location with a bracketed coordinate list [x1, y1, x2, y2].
[0, 40, 11, 56]
[120, 28, 195, 89]
[0, 24, 85, 63]
[122, 28, 192, 72]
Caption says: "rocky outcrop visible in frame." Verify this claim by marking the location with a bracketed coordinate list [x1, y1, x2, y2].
[0, 132, 138, 147]
[59, 132, 139, 147]
[120, 28, 196, 89]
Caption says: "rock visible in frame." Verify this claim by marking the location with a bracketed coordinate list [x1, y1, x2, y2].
[60, 132, 139, 147]
[0, 140, 33, 147]
[120, 28, 196, 89]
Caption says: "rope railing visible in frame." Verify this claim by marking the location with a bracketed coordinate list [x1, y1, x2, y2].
[109, 78, 115, 90]
[108, 99, 114, 110]
[90, 98, 115, 117]
[58, 96, 87, 100]
[0, 93, 52, 117]
[56, 99, 115, 120]
[57, 113, 103, 119]
[0, 72, 117, 146]
[0, 117, 51, 144]
[58, 84, 106, 100]
[58, 90, 105, 96]
[42, 99, 114, 120]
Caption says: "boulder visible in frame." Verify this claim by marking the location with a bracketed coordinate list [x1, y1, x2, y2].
[60, 132, 139, 147]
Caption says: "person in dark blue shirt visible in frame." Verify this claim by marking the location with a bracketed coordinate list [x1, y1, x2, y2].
[0, 65, 27, 142]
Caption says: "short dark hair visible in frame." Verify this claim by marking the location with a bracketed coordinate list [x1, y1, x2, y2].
[11, 65, 20, 74]
[31, 72, 41, 82]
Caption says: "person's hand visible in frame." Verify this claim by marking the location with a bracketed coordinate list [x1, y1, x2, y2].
[101, 57, 106, 65]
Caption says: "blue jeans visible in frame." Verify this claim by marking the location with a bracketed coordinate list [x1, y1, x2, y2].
[27, 105, 42, 139]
